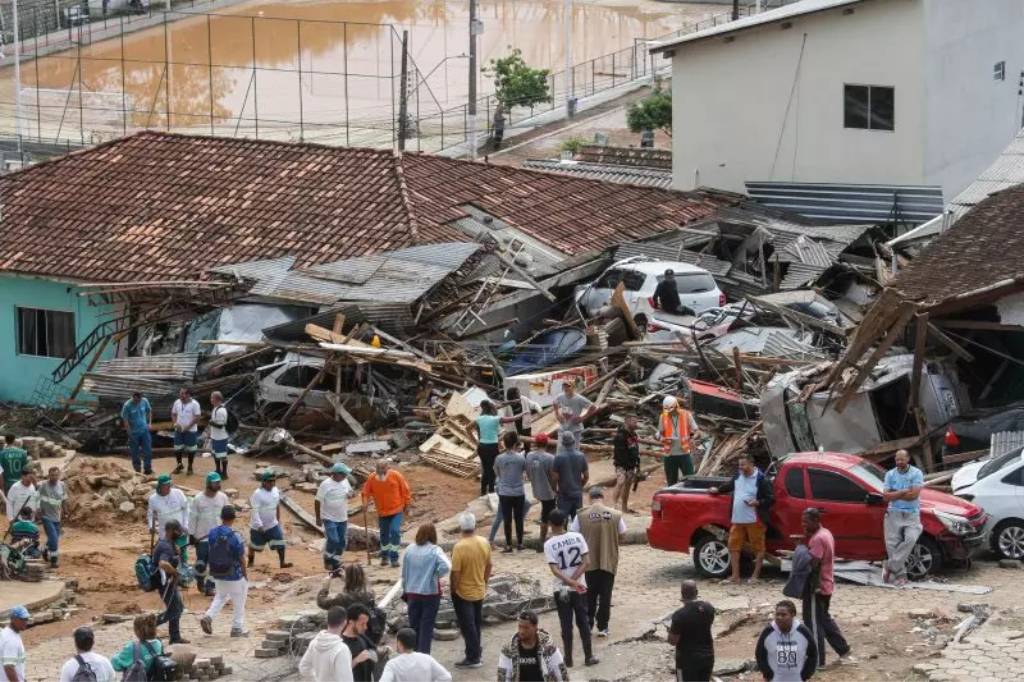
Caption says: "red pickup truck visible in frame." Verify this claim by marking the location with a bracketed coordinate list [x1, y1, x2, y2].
[647, 452, 988, 580]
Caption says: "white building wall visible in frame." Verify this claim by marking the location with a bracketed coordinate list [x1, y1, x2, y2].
[922, 0, 1024, 201]
[669, 0, 926, 193]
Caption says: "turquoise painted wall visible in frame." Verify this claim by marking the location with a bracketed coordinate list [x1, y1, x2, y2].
[0, 274, 115, 406]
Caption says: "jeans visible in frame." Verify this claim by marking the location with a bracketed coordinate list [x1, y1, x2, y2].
[452, 594, 483, 663]
[323, 519, 347, 569]
[379, 513, 403, 564]
[194, 540, 215, 594]
[663, 454, 694, 486]
[489, 497, 533, 543]
[884, 510, 923, 578]
[41, 519, 60, 563]
[407, 594, 441, 655]
[586, 569, 615, 631]
[676, 656, 715, 682]
[478, 444, 499, 495]
[129, 431, 152, 473]
[157, 582, 183, 643]
[557, 495, 583, 520]
[498, 494, 525, 547]
[555, 589, 592, 663]
[206, 578, 248, 631]
[802, 591, 850, 665]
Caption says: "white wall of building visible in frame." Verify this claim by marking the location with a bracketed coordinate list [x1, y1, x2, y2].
[922, 0, 1024, 200]
[669, 0, 925, 193]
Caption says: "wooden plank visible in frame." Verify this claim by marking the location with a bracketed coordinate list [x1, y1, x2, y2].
[325, 394, 367, 436]
[494, 253, 557, 302]
[748, 295, 845, 337]
[281, 362, 330, 427]
[855, 436, 922, 459]
[279, 494, 380, 547]
[908, 312, 929, 410]
[941, 449, 988, 466]
[933, 319, 1024, 332]
[926, 323, 976, 362]
[610, 282, 642, 340]
[835, 301, 919, 412]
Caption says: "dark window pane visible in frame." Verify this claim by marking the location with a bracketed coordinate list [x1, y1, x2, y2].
[675, 273, 717, 294]
[844, 85, 869, 129]
[1002, 466, 1024, 487]
[47, 311, 75, 358]
[595, 269, 625, 289]
[277, 367, 303, 388]
[871, 86, 895, 131]
[785, 467, 806, 499]
[808, 469, 866, 503]
[16, 308, 74, 358]
[621, 271, 646, 291]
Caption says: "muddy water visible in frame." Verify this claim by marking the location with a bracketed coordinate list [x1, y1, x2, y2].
[10, 0, 719, 143]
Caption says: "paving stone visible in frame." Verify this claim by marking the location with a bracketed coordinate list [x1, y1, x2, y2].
[914, 663, 938, 672]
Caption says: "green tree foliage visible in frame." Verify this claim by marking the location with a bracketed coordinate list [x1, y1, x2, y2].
[483, 47, 552, 111]
[626, 84, 673, 137]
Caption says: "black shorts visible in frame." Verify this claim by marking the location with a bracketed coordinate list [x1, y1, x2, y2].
[540, 499, 556, 524]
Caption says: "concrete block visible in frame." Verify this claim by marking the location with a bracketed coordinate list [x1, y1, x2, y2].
[254, 647, 283, 658]
[263, 630, 291, 642]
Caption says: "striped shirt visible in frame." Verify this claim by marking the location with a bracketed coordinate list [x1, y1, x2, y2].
[188, 492, 228, 540]
[249, 487, 281, 531]
[37, 481, 65, 522]
[147, 489, 189, 540]
[0, 626, 25, 681]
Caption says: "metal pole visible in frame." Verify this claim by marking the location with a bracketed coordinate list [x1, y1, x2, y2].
[343, 22, 349, 146]
[297, 19, 304, 140]
[397, 29, 408, 151]
[120, 14, 126, 134]
[14, 0, 22, 155]
[163, 12, 170, 130]
[732, 0, 739, 21]
[468, 0, 477, 158]
[76, 29, 83, 143]
[251, 16, 258, 139]
[208, 13, 214, 135]
[34, 8, 40, 141]
[564, 0, 572, 116]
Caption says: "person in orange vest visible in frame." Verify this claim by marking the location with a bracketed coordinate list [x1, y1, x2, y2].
[657, 396, 701, 486]
[362, 459, 412, 568]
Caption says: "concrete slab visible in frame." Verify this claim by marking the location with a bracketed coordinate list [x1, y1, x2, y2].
[0, 579, 66, 618]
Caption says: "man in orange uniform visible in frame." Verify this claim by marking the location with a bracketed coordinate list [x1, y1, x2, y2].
[657, 396, 701, 486]
[362, 459, 412, 568]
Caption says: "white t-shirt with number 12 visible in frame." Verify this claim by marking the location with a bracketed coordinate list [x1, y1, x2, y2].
[543, 531, 589, 592]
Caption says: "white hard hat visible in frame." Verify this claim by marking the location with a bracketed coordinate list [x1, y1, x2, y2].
[663, 396, 678, 409]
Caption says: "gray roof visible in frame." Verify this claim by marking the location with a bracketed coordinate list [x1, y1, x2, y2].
[650, 0, 871, 53]
[522, 159, 674, 190]
[745, 181, 944, 225]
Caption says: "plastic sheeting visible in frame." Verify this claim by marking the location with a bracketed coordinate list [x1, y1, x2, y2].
[184, 304, 311, 356]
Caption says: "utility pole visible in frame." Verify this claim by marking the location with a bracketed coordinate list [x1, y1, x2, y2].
[398, 29, 409, 151]
[468, 0, 478, 159]
[564, 0, 573, 116]
[13, 0, 22, 156]
[732, 0, 739, 21]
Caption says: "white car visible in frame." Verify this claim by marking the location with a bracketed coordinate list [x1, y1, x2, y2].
[576, 258, 725, 322]
[952, 447, 1024, 559]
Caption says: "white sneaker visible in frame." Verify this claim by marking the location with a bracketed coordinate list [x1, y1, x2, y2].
[597, 629, 609, 637]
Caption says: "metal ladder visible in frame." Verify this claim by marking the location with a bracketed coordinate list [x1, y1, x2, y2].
[447, 237, 528, 337]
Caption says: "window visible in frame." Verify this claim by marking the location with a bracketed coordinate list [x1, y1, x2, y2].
[785, 468, 806, 499]
[657, 272, 717, 294]
[994, 61, 1006, 82]
[594, 268, 626, 290]
[808, 469, 867, 503]
[16, 308, 75, 358]
[979, 448, 1024, 480]
[277, 365, 329, 389]
[1001, 465, 1024, 487]
[844, 85, 895, 131]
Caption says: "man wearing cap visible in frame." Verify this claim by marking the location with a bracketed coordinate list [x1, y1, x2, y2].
[189, 472, 228, 596]
[316, 463, 354, 571]
[171, 387, 202, 476]
[571, 487, 626, 638]
[658, 396, 701, 486]
[551, 432, 589, 520]
[249, 471, 292, 570]
[362, 460, 412, 568]
[121, 391, 154, 475]
[200, 505, 249, 637]
[525, 433, 557, 549]
[450, 512, 491, 669]
[553, 382, 595, 455]
[148, 474, 189, 560]
[0, 605, 28, 682]
[652, 269, 683, 315]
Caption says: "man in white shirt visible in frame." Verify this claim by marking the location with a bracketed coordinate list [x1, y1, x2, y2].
[208, 391, 231, 480]
[189, 472, 229, 596]
[148, 474, 190, 560]
[299, 606, 353, 682]
[379, 628, 451, 682]
[249, 471, 292, 569]
[543, 509, 598, 668]
[5, 473, 36, 521]
[171, 387, 202, 476]
[0, 605, 29, 682]
[315, 463, 353, 572]
[59, 626, 115, 682]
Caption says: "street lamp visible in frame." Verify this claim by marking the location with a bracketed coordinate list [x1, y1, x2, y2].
[13, 0, 22, 155]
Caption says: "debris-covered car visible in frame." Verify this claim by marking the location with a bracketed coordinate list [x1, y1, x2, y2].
[575, 257, 725, 321]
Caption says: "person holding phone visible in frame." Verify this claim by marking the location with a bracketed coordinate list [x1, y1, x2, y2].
[708, 453, 774, 585]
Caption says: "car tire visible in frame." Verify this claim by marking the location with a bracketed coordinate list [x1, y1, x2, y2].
[907, 535, 942, 580]
[693, 533, 731, 579]
[992, 520, 1024, 560]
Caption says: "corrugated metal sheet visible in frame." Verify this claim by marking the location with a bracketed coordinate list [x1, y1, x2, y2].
[453, 208, 568, 276]
[261, 302, 415, 340]
[780, 262, 829, 290]
[94, 353, 199, 380]
[709, 328, 823, 360]
[522, 159, 673, 190]
[746, 182, 944, 225]
[990, 431, 1024, 456]
[778, 235, 831, 267]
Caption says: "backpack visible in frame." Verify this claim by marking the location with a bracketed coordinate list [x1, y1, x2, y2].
[207, 532, 235, 579]
[134, 554, 157, 592]
[121, 643, 149, 682]
[71, 655, 97, 682]
[121, 642, 176, 682]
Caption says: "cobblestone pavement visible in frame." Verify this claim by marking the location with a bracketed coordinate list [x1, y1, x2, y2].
[22, 543, 1024, 681]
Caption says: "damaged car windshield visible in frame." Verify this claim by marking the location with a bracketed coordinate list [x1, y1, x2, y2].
[847, 462, 886, 491]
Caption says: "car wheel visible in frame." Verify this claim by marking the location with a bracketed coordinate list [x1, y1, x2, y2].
[907, 535, 942, 580]
[693, 534, 731, 579]
[993, 520, 1024, 560]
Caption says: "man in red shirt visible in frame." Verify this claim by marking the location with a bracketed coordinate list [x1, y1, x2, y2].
[801, 508, 854, 667]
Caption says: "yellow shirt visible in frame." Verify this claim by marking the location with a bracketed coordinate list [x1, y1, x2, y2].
[451, 535, 491, 601]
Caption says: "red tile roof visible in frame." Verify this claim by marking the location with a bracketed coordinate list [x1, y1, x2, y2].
[0, 132, 737, 283]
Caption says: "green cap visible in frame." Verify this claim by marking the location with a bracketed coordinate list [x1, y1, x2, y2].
[156, 473, 172, 487]
[261, 470, 276, 482]
[330, 462, 351, 475]
[206, 472, 222, 485]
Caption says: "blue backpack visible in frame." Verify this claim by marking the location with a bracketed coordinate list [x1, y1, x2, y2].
[207, 533, 236, 578]
[135, 554, 157, 592]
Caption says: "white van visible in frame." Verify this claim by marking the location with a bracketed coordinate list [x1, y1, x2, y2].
[576, 258, 725, 321]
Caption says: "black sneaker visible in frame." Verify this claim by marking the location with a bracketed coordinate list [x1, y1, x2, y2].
[501, 546, 514, 554]
[585, 656, 600, 666]
[173, 464, 184, 474]
[454, 660, 474, 669]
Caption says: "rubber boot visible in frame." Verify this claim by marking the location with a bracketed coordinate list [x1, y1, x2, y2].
[277, 548, 293, 569]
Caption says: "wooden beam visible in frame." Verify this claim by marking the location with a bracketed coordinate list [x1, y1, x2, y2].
[494, 253, 557, 302]
[748, 295, 845, 337]
[836, 301, 919, 412]
[941, 449, 988, 466]
[732, 346, 744, 391]
[933, 319, 1024, 332]
[281, 362, 330, 427]
[908, 312, 929, 410]
[325, 394, 367, 437]
[926, 323, 975, 362]
[855, 435, 922, 459]
[610, 282, 642, 341]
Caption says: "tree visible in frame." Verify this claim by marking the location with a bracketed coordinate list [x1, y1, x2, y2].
[483, 47, 552, 112]
[627, 83, 673, 137]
